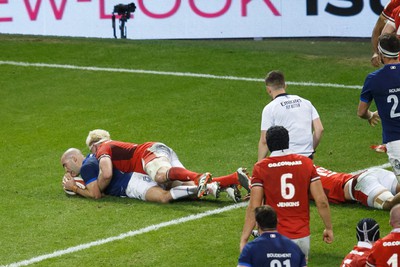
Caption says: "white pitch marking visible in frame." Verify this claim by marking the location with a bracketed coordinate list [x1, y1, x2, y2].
[3, 161, 392, 266]
[2, 202, 247, 267]
[0, 60, 362, 89]
[0, 59, 380, 266]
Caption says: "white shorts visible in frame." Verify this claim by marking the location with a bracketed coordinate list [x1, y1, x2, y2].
[125, 172, 159, 201]
[142, 143, 184, 180]
[386, 140, 400, 177]
[353, 168, 398, 207]
[291, 236, 310, 259]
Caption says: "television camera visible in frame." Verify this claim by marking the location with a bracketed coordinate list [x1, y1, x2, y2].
[112, 3, 136, 39]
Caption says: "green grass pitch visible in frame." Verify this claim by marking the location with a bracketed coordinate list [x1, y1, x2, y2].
[0, 35, 392, 266]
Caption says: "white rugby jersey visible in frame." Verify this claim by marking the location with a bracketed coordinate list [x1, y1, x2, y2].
[261, 94, 319, 157]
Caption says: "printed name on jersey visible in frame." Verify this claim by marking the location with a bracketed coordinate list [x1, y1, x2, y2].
[389, 88, 400, 93]
[277, 201, 300, 207]
[268, 161, 302, 168]
[267, 253, 292, 258]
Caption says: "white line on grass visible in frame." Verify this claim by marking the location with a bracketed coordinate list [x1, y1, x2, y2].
[2, 202, 248, 267]
[0, 60, 362, 90]
[3, 163, 393, 267]
[0, 60, 381, 266]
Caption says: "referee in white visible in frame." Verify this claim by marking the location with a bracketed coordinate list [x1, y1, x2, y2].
[258, 70, 324, 160]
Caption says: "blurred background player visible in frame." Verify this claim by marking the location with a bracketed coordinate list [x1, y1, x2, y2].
[238, 205, 307, 267]
[314, 166, 400, 210]
[370, 0, 400, 66]
[358, 34, 400, 184]
[366, 204, 400, 266]
[341, 218, 380, 267]
[241, 126, 333, 260]
[258, 70, 323, 160]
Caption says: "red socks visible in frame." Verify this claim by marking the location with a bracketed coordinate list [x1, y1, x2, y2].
[167, 167, 200, 182]
[212, 173, 239, 188]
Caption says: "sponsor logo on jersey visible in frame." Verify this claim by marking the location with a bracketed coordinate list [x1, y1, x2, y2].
[383, 241, 400, 246]
[280, 98, 302, 109]
[268, 161, 302, 168]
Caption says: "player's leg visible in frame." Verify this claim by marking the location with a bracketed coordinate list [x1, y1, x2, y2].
[212, 168, 250, 190]
[386, 140, 400, 183]
[143, 143, 212, 196]
[360, 168, 399, 210]
[380, 191, 400, 210]
[145, 186, 174, 204]
[290, 236, 310, 262]
[125, 172, 172, 203]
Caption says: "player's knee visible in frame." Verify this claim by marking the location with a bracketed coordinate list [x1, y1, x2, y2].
[374, 191, 394, 210]
[144, 158, 171, 183]
[154, 166, 169, 183]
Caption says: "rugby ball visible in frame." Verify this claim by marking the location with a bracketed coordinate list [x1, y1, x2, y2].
[63, 176, 86, 196]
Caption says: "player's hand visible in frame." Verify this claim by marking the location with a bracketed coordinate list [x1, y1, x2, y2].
[368, 111, 380, 127]
[62, 174, 76, 190]
[322, 229, 334, 244]
[371, 53, 380, 67]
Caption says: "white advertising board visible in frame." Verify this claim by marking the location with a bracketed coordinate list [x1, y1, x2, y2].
[0, 0, 388, 39]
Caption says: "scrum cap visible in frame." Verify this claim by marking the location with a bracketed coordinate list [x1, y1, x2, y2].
[356, 218, 380, 243]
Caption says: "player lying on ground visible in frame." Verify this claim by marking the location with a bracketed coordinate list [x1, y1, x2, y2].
[61, 148, 250, 203]
[85, 129, 250, 198]
[313, 166, 400, 210]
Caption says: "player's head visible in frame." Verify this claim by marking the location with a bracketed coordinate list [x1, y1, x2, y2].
[61, 148, 85, 177]
[265, 70, 286, 91]
[266, 126, 289, 152]
[86, 129, 111, 153]
[378, 33, 400, 62]
[356, 218, 380, 243]
[255, 205, 277, 231]
[390, 204, 400, 228]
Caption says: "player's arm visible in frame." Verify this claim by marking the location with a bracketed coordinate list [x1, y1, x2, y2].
[97, 156, 113, 191]
[257, 130, 268, 161]
[357, 100, 380, 127]
[240, 186, 263, 252]
[381, 19, 396, 36]
[371, 14, 387, 67]
[312, 117, 324, 151]
[310, 179, 334, 244]
[63, 176, 102, 199]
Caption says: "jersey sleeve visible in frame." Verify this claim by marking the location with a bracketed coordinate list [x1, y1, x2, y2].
[250, 162, 264, 188]
[237, 244, 253, 267]
[310, 165, 320, 183]
[80, 158, 99, 185]
[311, 104, 320, 120]
[360, 75, 374, 103]
[260, 104, 273, 131]
[96, 143, 112, 160]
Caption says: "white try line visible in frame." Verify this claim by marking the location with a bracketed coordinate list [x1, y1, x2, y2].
[2, 202, 247, 267]
[0, 60, 363, 90]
